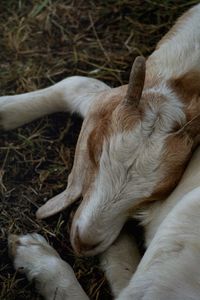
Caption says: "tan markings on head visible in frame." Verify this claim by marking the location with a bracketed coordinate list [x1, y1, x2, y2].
[149, 132, 193, 201]
[170, 71, 200, 132]
[128, 131, 193, 216]
[87, 97, 119, 167]
[87, 86, 141, 166]
[171, 71, 200, 103]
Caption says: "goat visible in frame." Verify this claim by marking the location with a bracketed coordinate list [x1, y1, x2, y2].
[2, 2, 200, 299]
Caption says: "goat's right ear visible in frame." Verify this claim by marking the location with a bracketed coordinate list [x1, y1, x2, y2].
[36, 115, 95, 219]
[176, 114, 200, 145]
[124, 56, 146, 107]
[36, 183, 81, 219]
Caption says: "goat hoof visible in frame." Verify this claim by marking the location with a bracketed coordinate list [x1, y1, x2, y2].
[8, 233, 60, 278]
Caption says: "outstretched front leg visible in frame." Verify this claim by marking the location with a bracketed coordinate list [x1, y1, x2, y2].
[8, 233, 89, 300]
[0, 76, 110, 130]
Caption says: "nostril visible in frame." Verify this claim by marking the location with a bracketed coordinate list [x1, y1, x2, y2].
[73, 226, 101, 255]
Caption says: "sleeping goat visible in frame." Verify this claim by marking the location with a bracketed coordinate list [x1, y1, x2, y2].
[1, 3, 200, 299]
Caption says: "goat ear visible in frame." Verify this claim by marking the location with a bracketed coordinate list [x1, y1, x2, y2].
[36, 116, 95, 219]
[176, 114, 200, 144]
[36, 146, 85, 219]
[36, 153, 86, 219]
[124, 56, 146, 106]
[36, 180, 82, 219]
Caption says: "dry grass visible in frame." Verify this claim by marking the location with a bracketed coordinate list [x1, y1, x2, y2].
[0, 1, 198, 299]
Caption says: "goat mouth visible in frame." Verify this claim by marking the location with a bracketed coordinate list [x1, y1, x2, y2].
[72, 227, 103, 256]
[74, 241, 103, 257]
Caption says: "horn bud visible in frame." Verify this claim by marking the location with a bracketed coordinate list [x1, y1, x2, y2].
[125, 56, 146, 106]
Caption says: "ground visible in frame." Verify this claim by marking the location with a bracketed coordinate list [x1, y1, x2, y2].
[0, 1, 198, 299]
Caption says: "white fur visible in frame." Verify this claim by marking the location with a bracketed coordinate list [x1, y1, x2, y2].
[148, 4, 200, 79]
[142, 83, 186, 134]
[8, 234, 89, 300]
[118, 185, 200, 300]
[0, 76, 110, 130]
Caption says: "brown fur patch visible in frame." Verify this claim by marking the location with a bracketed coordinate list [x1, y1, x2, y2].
[87, 85, 141, 166]
[87, 94, 120, 166]
[170, 71, 200, 127]
[171, 71, 200, 104]
[148, 133, 193, 203]
[128, 132, 194, 216]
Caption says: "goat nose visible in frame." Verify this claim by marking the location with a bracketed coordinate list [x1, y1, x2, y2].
[73, 226, 101, 255]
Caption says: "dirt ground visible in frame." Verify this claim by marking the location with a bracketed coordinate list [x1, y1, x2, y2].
[0, 1, 198, 299]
